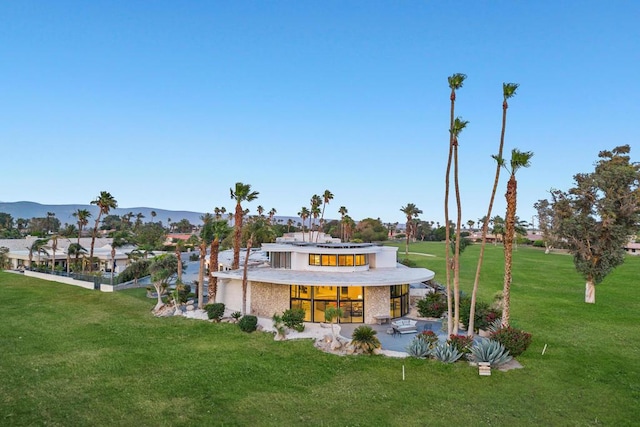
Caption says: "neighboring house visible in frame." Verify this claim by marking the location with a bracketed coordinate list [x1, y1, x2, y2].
[1, 237, 131, 273]
[212, 233, 435, 324]
[624, 241, 640, 256]
[163, 233, 196, 247]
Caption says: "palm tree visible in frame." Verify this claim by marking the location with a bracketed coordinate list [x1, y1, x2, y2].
[89, 191, 117, 273]
[467, 83, 519, 336]
[49, 235, 58, 273]
[400, 203, 422, 257]
[256, 205, 265, 217]
[46, 211, 56, 234]
[72, 209, 91, 246]
[110, 231, 130, 285]
[28, 238, 48, 270]
[501, 149, 533, 327]
[451, 116, 469, 334]
[174, 239, 185, 283]
[317, 190, 334, 241]
[67, 243, 86, 274]
[310, 194, 322, 241]
[150, 210, 157, 223]
[208, 220, 231, 303]
[286, 218, 294, 233]
[444, 72, 466, 336]
[241, 235, 254, 315]
[268, 208, 277, 224]
[230, 182, 259, 270]
[338, 206, 348, 241]
[198, 213, 214, 309]
[298, 207, 309, 242]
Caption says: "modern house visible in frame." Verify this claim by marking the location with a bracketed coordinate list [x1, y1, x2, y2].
[213, 233, 435, 324]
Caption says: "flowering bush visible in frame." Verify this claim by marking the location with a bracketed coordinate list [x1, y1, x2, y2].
[490, 326, 532, 357]
[447, 334, 474, 354]
[416, 330, 439, 349]
[417, 292, 446, 318]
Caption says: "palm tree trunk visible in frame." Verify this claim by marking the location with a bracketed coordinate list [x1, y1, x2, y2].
[468, 95, 510, 337]
[242, 237, 253, 315]
[198, 242, 206, 309]
[232, 203, 242, 270]
[444, 91, 455, 336]
[209, 238, 220, 303]
[502, 176, 517, 327]
[453, 143, 462, 335]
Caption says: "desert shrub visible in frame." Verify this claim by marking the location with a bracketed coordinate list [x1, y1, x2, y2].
[415, 330, 439, 349]
[474, 301, 502, 330]
[351, 326, 381, 354]
[533, 240, 546, 248]
[204, 303, 225, 322]
[470, 339, 512, 367]
[282, 308, 305, 332]
[272, 313, 286, 338]
[431, 342, 463, 363]
[239, 315, 258, 332]
[447, 334, 474, 354]
[491, 326, 532, 357]
[406, 337, 430, 358]
[417, 292, 446, 318]
[169, 282, 191, 304]
[459, 295, 472, 327]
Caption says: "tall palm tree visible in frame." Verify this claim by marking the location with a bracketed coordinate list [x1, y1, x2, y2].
[174, 239, 185, 283]
[286, 218, 293, 233]
[256, 205, 265, 217]
[298, 207, 309, 242]
[444, 72, 466, 336]
[72, 209, 91, 246]
[468, 82, 519, 336]
[268, 208, 277, 225]
[501, 149, 533, 327]
[67, 243, 86, 274]
[400, 203, 422, 257]
[89, 191, 117, 273]
[208, 220, 231, 303]
[310, 204, 321, 242]
[451, 116, 469, 334]
[241, 234, 254, 315]
[230, 182, 259, 270]
[150, 210, 157, 223]
[198, 213, 214, 309]
[28, 238, 48, 269]
[317, 190, 334, 241]
[49, 235, 58, 273]
[338, 206, 348, 241]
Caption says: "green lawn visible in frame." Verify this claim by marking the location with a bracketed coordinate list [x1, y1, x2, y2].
[1, 243, 639, 426]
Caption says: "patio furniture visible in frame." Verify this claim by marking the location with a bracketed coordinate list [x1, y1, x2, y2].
[391, 319, 418, 334]
[374, 314, 391, 325]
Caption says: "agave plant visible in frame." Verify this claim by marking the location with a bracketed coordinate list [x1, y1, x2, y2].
[351, 325, 381, 354]
[431, 342, 463, 363]
[470, 338, 513, 367]
[406, 337, 430, 358]
[487, 317, 503, 334]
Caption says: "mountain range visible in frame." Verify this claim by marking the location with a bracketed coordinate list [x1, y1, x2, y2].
[0, 201, 310, 228]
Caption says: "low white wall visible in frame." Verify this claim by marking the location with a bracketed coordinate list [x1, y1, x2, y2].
[23, 270, 96, 291]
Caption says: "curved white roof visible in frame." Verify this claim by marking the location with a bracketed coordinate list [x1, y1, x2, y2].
[213, 264, 435, 287]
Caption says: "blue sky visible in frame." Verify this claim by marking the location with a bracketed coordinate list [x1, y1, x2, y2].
[2, 1, 638, 227]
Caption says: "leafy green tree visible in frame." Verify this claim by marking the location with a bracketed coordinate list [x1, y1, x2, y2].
[352, 218, 388, 242]
[242, 216, 275, 247]
[534, 199, 559, 253]
[501, 149, 533, 326]
[172, 218, 194, 233]
[0, 213, 14, 232]
[149, 254, 179, 311]
[133, 222, 166, 250]
[89, 191, 117, 272]
[0, 246, 10, 270]
[230, 182, 259, 270]
[551, 145, 640, 303]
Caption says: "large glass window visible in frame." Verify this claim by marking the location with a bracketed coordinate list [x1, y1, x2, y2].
[291, 285, 364, 323]
[390, 284, 410, 318]
[309, 254, 368, 267]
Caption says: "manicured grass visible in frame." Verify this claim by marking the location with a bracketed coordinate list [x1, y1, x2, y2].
[1, 243, 639, 426]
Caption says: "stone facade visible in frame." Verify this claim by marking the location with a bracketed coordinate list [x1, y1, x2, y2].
[363, 286, 390, 324]
[250, 281, 290, 318]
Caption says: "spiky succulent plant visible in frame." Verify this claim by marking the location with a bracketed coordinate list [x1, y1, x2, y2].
[470, 338, 513, 367]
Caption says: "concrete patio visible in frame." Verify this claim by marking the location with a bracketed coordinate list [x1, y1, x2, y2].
[338, 318, 448, 353]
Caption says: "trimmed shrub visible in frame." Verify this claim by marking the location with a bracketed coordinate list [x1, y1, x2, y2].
[204, 303, 225, 322]
[491, 326, 533, 357]
[351, 326, 381, 354]
[282, 308, 305, 332]
[417, 292, 446, 318]
[239, 315, 258, 333]
[399, 258, 416, 267]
